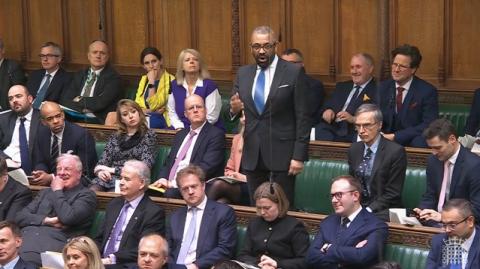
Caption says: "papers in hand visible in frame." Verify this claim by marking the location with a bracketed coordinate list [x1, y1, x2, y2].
[41, 251, 64, 269]
[389, 208, 422, 226]
[8, 168, 29, 186]
[231, 260, 260, 269]
[206, 176, 243, 184]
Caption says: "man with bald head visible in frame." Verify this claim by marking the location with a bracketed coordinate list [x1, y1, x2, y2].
[0, 85, 41, 174]
[32, 101, 97, 186]
[60, 40, 121, 123]
[151, 94, 225, 198]
[137, 234, 168, 269]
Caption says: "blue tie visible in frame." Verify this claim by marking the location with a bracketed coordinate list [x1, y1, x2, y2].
[177, 207, 197, 264]
[33, 74, 51, 109]
[254, 69, 266, 114]
[19, 117, 31, 174]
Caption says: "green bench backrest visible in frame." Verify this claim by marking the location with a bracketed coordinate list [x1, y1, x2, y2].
[384, 244, 429, 269]
[403, 167, 427, 209]
[439, 103, 470, 136]
[150, 146, 172, 180]
[88, 210, 106, 238]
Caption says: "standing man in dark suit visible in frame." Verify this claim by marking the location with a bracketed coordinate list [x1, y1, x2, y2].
[426, 199, 480, 269]
[233, 25, 311, 205]
[31, 101, 97, 186]
[0, 38, 27, 111]
[16, 154, 97, 266]
[96, 160, 165, 267]
[414, 119, 480, 225]
[167, 165, 237, 269]
[0, 85, 41, 175]
[315, 53, 377, 142]
[348, 104, 407, 221]
[0, 221, 36, 269]
[306, 175, 388, 269]
[26, 42, 71, 109]
[0, 157, 32, 221]
[151, 94, 225, 198]
[379, 44, 438, 148]
[60, 40, 121, 123]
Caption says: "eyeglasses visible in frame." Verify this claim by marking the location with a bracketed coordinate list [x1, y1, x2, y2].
[391, 62, 410, 70]
[250, 43, 276, 51]
[330, 190, 356, 200]
[186, 104, 204, 111]
[354, 122, 378, 131]
[441, 216, 471, 230]
[39, 54, 60, 59]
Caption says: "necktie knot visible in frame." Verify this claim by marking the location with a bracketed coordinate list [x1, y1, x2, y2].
[365, 148, 373, 158]
[341, 217, 350, 227]
[189, 130, 197, 137]
[397, 87, 405, 93]
[46, 74, 51, 78]
[20, 117, 26, 123]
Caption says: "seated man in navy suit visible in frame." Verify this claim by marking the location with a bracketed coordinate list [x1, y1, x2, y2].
[167, 165, 237, 269]
[378, 44, 438, 148]
[151, 94, 225, 198]
[96, 160, 165, 267]
[26, 42, 71, 109]
[0, 221, 36, 269]
[32, 101, 97, 186]
[306, 175, 388, 269]
[315, 53, 377, 142]
[426, 199, 480, 269]
[414, 119, 480, 225]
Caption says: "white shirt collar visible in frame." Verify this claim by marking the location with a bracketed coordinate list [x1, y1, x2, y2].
[395, 76, 414, 90]
[90, 67, 104, 75]
[448, 144, 461, 165]
[126, 193, 144, 209]
[257, 54, 278, 72]
[190, 120, 207, 133]
[2, 255, 19, 269]
[45, 67, 59, 77]
[188, 195, 207, 211]
[344, 205, 363, 223]
[181, 78, 204, 92]
[18, 108, 33, 122]
[462, 228, 476, 253]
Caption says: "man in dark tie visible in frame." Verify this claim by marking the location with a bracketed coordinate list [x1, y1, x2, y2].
[151, 94, 225, 198]
[0, 157, 32, 221]
[414, 119, 480, 225]
[314, 53, 377, 142]
[0, 221, 36, 269]
[232, 25, 310, 205]
[0, 38, 27, 111]
[60, 40, 121, 123]
[348, 104, 407, 221]
[306, 175, 388, 269]
[426, 199, 480, 269]
[31, 101, 97, 186]
[0, 85, 41, 175]
[167, 165, 237, 269]
[96, 160, 165, 267]
[26, 42, 71, 109]
[378, 44, 438, 148]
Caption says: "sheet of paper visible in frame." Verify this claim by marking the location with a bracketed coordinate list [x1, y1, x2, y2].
[41, 251, 64, 269]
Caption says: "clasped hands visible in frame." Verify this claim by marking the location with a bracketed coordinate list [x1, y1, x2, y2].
[95, 165, 116, 182]
[322, 109, 355, 124]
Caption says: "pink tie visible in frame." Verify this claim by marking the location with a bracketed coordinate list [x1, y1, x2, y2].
[168, 130, 197, 181]
[437, 160, 451, 212]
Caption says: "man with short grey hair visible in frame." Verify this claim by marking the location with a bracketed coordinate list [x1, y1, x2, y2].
[95, 159, 165, 266]
[0, 38, 27, 111]
[137, 233, 169, 269]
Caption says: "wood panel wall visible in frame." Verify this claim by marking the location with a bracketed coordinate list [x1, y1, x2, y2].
[1, 0, 479, 102]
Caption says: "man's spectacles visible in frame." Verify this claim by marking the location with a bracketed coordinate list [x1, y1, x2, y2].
[186, 104, 204, 111]
[39, 54, 60, 59]
[250, 43, 276, 51]
[441, 216, 471, 230]
[391, 62, 410, 70]
[330, 190, 356, 200]
[354, 122, 378, 131]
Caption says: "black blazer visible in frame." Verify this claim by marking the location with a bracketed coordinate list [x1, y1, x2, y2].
[96, 195, 165, 264]
[33, 121, 98, 177]
[348, 136, 407, 220]
[26, 68, 72, 103]
[13, 257, 36, 269]
[234, 58, 311, 171]
[60, 65, 121, 123]
[0, 177, 32, 221]
[0, 58, 26, 110]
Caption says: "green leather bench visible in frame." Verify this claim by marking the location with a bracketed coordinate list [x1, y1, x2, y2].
[439, 103, 470, 136]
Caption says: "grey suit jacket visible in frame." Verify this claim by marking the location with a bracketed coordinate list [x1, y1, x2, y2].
[233, 57, 311, 171]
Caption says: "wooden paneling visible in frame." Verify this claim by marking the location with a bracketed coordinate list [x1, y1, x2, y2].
[0, 0, 24, 59]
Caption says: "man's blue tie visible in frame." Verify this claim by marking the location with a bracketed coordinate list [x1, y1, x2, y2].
[33, 74, 51, 109]
[103, 202, 130, 257]
[177, 207, 198, 264]
[254, 69, 266, 114]
[19, 117, 31, 174]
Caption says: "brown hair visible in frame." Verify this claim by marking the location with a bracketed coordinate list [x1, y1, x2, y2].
[253, 182, 289, 218]
[115, 99, 148, 136]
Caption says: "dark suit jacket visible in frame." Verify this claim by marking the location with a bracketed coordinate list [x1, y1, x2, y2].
[0, 58, 26, 110]
[0, 177, 32, 221]
[465, 88, 480, 136]
[60, 65, 121, 123]
[419, 146, 480, 220]
[26, 68, 72, 103]
[306, 208, 388, 269]
[348, 136, 407, 220]
[0, 109, 41, 167]
[378, 76, 438, 146]
[167, 199, 237, 269]
[316, 79, 377, 139]
[158, 122, 225, 180]
[233, 58, 311, 171]
[426, 226, 480, 269]
[33, 121, 97, 177]
[12, 257, 36, 269]
[305, 73, 325, 125]
[96, 195, 165, 264]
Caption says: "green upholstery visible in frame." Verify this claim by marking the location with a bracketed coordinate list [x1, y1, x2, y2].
[294, 159, 349, 214]
[95, 142, 106, 159]
[403, 167, 427, 209]
[439, 103, 470, 136]
[384, 244, 429, 269]
[88, 210, 106, 238]
[220, 95, 240, 134]
[124, 85, 137, 100]
[150, 146, 172, 180]
[236, 225, 248, 256]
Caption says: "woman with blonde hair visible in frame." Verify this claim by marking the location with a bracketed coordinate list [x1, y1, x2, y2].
[167, 48, 223, 130]
[63, 236, 104, 269]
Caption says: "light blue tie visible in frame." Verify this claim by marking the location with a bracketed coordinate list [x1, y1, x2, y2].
[33, 74, 51, 109]
[177, 207, 197, 264]
[254, 69, 266, 114]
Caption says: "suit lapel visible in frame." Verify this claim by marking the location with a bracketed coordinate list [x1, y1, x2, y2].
[104, 199, 124, 246]
[399, 78, 417, 118]
[264, 60, 287, 112]
[190, 124, 208, 160]
[196, 200, 213, 256]
[340, 209, 367, 243]
[120, 196, 146, 247]
[28, 110, 40, 156]
[466, 227, 480, 269]
[243, 65, 258, 117]
[450, 147, 466, 197]
[370, 137, 385, 180]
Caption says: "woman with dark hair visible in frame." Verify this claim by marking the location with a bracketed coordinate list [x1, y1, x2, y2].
[237, 182, 310, 269]
[90, 99, 156, 191]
